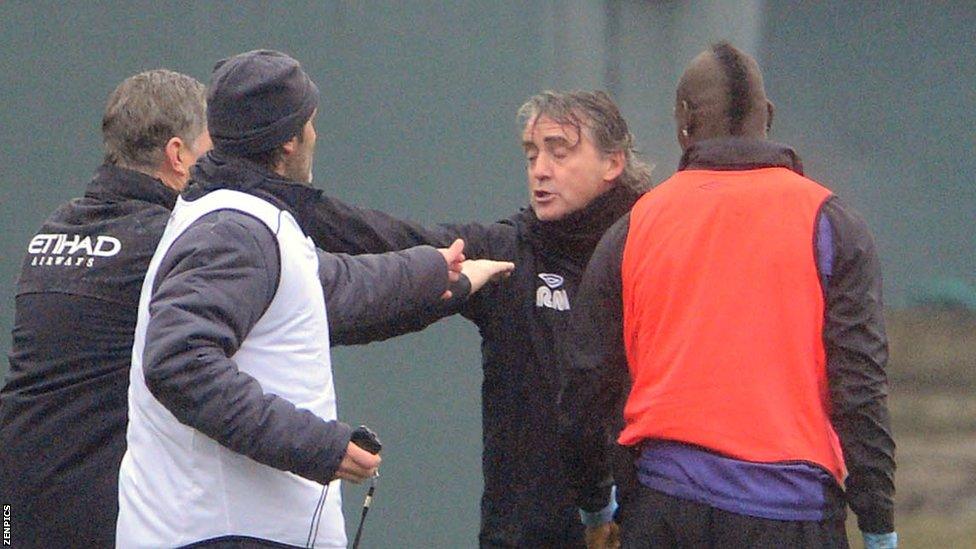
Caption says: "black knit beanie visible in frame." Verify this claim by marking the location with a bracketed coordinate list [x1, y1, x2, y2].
[207, 50, 319, 155]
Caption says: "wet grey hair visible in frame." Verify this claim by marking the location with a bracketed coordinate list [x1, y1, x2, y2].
[517, 90, 652, 191]
[102, 69, 207, 171]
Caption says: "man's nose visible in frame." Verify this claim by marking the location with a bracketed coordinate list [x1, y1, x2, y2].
[530, 153, 552, 181]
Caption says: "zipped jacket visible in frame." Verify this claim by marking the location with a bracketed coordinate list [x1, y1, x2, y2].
[117, 155, 452, 547]
[302, 185, 640, 548]
[0, 165, 177, 548]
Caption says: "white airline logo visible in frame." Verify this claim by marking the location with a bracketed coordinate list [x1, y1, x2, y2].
[536, 272, 570, 311]
[27, 233, 122, 267]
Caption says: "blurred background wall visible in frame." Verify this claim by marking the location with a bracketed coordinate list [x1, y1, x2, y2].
[1, 1, 973, 546]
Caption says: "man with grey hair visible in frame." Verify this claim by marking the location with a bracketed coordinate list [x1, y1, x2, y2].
[0, 69, 210, 547]
[296, 89, 650, 548]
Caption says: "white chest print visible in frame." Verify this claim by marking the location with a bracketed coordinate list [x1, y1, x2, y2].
[536, 272, 570, 311]
[27, 233, 122, 268]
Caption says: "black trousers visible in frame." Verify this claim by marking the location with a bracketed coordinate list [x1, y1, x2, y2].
[620, 484, 849, 549]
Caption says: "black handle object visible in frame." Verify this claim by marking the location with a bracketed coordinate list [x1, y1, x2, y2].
[350, 425, 382, 454]
[350, 425, 381, 549]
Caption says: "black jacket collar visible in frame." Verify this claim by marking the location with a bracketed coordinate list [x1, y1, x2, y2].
[86, 164, 178, 210]
[516, 184, 640, 261]
[678, 137, 804, 175]
[185, 151, 324, 222]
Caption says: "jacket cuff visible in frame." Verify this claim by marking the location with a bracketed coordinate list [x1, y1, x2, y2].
[856, 506, 895, 536]
[578, 480, 614, 513]
[579, 485, 617, 526]
[308, 420, 353, 484]
[407, 245, 452, 303]
[453, 274, 473, 300]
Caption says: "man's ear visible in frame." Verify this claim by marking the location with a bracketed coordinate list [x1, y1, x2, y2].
[163, 136, 189, 177]
[675, 99, 695, 149]
[281, 135, 299, 156]
[603, 150, 626, 183]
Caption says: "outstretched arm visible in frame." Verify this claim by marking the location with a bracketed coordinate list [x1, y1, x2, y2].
[322, 239, 514, 346]
[302, 191, 515, 260]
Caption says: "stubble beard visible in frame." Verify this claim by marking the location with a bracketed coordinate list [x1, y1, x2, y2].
[284, 153, 313, 184]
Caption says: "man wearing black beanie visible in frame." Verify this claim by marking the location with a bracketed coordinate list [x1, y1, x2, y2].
[115, 50, 512, 548]
[206, 49, 320, 181]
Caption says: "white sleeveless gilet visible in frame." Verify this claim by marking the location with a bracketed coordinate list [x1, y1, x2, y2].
[117, 189, 344, 548]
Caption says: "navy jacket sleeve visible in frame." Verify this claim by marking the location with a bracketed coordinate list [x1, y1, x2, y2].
[819, 197, 896, 533]
[306, 193, 516, 333]
[558, 213, 631, 512]
[319, 246, 467, 346]
[142, 210, 351, 485]
[305, 192, 513, 260]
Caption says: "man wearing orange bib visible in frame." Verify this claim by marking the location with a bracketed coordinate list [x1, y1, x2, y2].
[559, 42, 896, 548]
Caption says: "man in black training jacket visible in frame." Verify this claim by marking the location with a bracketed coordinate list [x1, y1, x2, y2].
[0, 70, 211, 548]
[293, 90, 652, 548]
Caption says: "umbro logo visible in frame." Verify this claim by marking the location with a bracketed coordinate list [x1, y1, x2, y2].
[538, 273, 564, 289]
[536, 273, 570, 311]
